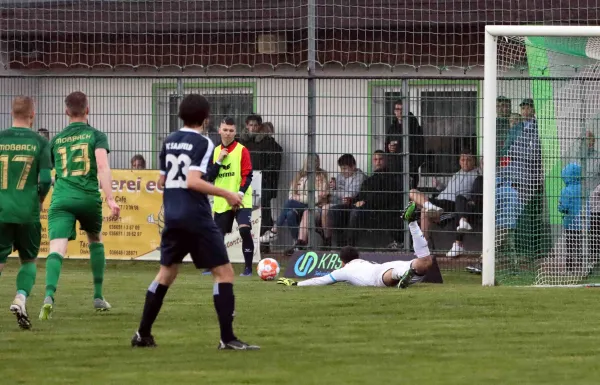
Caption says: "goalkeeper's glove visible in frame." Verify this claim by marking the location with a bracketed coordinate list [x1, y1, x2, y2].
[277, 277, 298, 286]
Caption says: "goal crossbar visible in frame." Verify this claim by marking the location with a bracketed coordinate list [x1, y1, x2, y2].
[483, 26, 600, 286]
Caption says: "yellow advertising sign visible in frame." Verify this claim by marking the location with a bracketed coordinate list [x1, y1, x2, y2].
[12, 170, 163, 260]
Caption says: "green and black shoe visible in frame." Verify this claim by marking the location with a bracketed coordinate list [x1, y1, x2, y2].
[402, 201, 418, 223]
[398, 267, 416, 289]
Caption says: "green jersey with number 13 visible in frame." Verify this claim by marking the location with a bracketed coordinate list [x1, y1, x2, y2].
[51, 122, 110, 199]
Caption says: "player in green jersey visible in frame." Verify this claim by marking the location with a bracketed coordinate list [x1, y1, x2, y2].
[40, 91, 120, 320]
[0, 96, 52, 329]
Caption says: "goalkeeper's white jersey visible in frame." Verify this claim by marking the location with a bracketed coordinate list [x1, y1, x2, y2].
[297, 259, 413, 287]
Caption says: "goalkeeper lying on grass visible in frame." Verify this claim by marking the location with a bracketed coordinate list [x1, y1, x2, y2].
[278, 202, 432, 288]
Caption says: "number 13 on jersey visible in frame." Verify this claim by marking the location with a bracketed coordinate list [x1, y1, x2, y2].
[57, 144, 91, 177]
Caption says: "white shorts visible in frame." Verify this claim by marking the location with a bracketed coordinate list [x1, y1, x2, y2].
[374, 260, 423, 287]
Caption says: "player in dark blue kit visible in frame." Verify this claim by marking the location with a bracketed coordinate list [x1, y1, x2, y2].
[131, 94, 260, 350]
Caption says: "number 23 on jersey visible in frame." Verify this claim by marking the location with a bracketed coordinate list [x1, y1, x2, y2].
[165, 154, 191, 189]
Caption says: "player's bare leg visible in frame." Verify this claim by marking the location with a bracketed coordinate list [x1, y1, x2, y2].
[213, 263, 260, 351]
[132, 264, 180, 348]
[87, 232, 111, 311]
[40, 238, 68, 320]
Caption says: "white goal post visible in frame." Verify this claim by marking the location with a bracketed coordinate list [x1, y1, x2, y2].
[482, 26, 600, 286]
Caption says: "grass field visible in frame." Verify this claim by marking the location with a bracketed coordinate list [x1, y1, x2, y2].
[1, 260, 600, 385]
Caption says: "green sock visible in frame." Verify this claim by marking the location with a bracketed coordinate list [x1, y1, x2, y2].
[16, 262, 36, 297]
[45, 252, 64, 299]
[89, 243, 105, 300]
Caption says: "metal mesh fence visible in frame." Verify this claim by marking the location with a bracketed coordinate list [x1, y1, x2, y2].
[0, 75, 486, 270]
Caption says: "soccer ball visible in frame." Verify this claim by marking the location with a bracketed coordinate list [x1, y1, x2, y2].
[257, 258, 280, 281]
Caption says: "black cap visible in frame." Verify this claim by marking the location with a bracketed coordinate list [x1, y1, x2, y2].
[519, 98, 534, 107]
[496, 96, 510, 102]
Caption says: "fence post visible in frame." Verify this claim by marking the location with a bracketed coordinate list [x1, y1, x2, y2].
[176, 77, 183, 100]
[306, 0, 317, 249]
[402, 79, 411, 250]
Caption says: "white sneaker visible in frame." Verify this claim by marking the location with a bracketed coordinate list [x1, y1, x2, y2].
[446, 242, 465, 258]
[457, 218, 473, 232]
[10, 295, 31, 330]
[423, 202, 444, 218]
[94, 298, 112, 312]
[259, 230, 278, 244]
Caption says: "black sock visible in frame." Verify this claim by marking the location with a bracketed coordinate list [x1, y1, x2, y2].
[240, 227, 254, 271]
[213, 282, 236, 343]
[138, 281, 169, 337]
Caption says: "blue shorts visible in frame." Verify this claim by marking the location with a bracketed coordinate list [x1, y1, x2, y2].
[214, 208, 252, 235]
[160, 223, 229, 269]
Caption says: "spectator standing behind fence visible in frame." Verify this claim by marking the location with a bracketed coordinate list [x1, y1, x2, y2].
[38, 128, 54, 186]
[577, 131, 600, 193]
[239, 115, 283, 241]
[130, 154, 146, 170]
[259, 155, 328, 249]
[558, 163, 584, 274]
[499, 98, 548, 260]
[385, 99, 424, 189]
[496, 96, 512, 149]
[203, 117, 221, 149]
[466, 177, 523, 274]
[509, 113, 522, 130]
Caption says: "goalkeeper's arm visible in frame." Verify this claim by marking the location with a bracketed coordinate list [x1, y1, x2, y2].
[297, 274, 338, 286]
[279, 270, 345, 287]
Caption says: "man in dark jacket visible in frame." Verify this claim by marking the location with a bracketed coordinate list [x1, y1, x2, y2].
[386, 100, 424, 189]
[343, 150, 401, 246]
[239, 114, 283, 237]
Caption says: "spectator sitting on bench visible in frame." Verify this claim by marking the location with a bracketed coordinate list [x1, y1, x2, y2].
[343, 150, 399, 246]
[320, 154, 368, 247]
[296, 153, 365, 249]
[260, 155, 328, 251]
[447, 159, 484, 257]
[409, 148, 479, 246]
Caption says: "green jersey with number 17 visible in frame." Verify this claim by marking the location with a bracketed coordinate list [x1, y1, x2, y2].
[51, 122, 110, 199]
[0, 127, 51, 223]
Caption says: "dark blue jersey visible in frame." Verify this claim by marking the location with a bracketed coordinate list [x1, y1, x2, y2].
[159, 128, 215, 230]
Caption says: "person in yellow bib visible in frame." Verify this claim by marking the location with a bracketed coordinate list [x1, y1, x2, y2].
[205, 117, 254, 276]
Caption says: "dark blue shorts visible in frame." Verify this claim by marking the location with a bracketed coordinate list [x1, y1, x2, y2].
[160, 223, 229, 269]
[214, 208, 252, 235]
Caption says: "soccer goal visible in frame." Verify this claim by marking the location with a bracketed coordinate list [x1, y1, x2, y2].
[483, 26, 600, 287]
